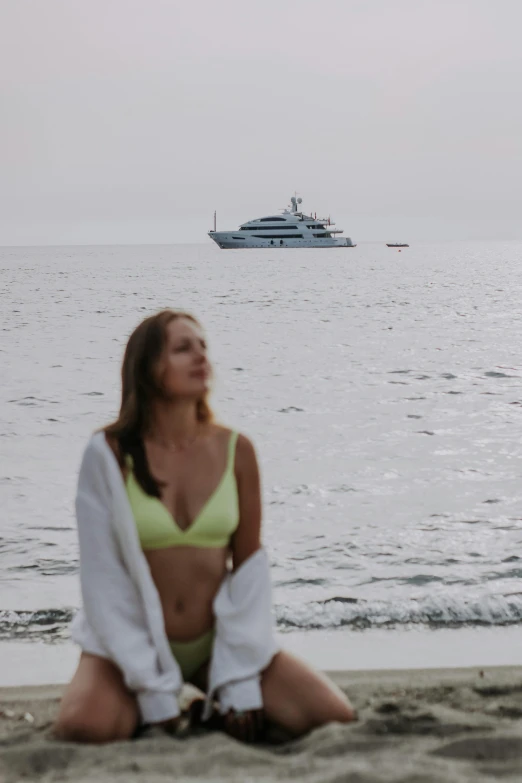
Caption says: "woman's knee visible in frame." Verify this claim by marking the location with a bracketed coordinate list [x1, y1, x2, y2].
[296, 694, 355, 736]
[262, 651, 356, 735]
[331, 696, 357, 724]
[312, 683, 357, 727]
[54, 653, 139, 743]
[55, 695, 137, 743]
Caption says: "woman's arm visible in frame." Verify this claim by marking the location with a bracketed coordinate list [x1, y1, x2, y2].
[232, 434, 262, 570]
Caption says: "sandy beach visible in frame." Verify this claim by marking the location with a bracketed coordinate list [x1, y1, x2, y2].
[2, 667, 522, 782]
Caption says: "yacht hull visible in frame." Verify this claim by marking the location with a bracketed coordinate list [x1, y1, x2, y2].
[209, 232, 355, 249]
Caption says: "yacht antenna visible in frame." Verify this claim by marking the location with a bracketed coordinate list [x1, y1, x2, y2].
[214, 210, 217, 232]
[290, 193, 303, 214]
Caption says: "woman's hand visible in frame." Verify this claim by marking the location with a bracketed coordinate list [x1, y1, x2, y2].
[155, 716, 182, 736]
[223, 708, 265, 743]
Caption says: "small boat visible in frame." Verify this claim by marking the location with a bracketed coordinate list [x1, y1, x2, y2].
[386, 243, 409, 248]
[208, 196, 356, 249]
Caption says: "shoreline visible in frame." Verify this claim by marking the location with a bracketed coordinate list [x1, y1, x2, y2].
[1, 663, 521, 702]
[1, 625, 522, 688]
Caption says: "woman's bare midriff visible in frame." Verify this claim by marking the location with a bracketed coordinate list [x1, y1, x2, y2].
[144, 545, 229, 641]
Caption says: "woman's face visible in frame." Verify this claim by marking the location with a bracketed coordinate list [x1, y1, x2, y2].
[157, 317, 211, 399]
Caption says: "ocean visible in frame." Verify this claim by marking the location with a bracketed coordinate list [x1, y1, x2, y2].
[2, 241, 522, 661]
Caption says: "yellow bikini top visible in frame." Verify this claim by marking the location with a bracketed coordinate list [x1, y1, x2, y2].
[125, 431, 239, 550]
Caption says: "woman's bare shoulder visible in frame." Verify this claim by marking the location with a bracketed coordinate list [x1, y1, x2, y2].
[233, 432, 259, 477]
[210, 424, 255, 450]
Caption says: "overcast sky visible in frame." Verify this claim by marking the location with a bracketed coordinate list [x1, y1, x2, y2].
[1, 0, 521, 244]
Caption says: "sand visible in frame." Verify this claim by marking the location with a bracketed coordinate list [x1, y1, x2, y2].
[2, 667, 522, 782]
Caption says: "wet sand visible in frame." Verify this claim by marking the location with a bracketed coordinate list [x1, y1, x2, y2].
[2, 667, 522, 782]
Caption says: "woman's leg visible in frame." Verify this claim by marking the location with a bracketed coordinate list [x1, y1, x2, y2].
[54, 652, 139, 743]
[261, 651, 355, 737]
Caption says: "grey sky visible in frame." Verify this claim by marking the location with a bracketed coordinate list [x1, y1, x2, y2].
[1, 0, 521, 244]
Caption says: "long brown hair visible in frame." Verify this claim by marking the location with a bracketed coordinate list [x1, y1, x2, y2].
[104, 309, 213, 496]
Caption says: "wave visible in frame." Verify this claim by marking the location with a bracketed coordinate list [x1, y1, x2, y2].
[3, 593, 522, 641]
[0, 609, 73, 641]
[275, 592, 522, 630]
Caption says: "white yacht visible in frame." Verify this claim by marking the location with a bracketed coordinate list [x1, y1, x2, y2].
[208, 196, 355, 249]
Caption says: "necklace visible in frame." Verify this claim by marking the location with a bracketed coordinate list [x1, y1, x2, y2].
[149, 426, 202, 453]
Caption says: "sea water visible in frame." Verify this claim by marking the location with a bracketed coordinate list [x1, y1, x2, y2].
[2, 241, 522, 656]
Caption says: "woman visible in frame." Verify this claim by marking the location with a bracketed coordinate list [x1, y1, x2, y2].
[55, 310, 355, 743]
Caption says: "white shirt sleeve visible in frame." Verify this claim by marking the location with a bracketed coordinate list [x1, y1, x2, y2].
[74, 439, 182, 723]
[204, 548, 279, 719]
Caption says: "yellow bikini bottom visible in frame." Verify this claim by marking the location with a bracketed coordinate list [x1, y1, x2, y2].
[169, 629, 215, 681]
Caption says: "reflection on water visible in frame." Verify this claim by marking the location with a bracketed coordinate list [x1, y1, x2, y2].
[2, 241, 522, 638]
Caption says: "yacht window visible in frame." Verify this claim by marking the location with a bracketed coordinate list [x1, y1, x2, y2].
[240, 225, 298, 231]
[252, 234, 304, 239]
